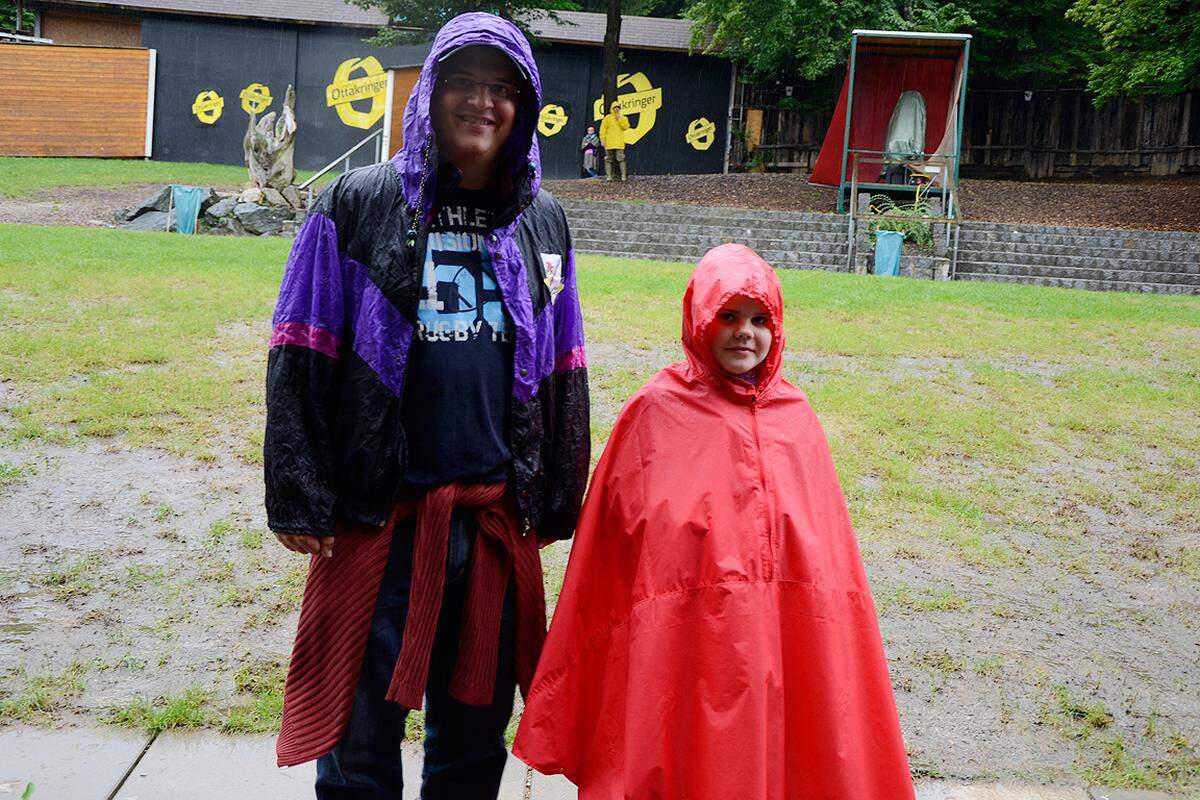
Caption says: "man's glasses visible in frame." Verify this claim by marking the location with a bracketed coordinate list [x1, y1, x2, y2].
[440, 75, 521, 102]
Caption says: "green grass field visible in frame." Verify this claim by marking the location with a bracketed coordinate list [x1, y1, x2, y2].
[2, 223, 1198, 568]
[0, 157, 331, 198]
[1, 223, 1199, 788]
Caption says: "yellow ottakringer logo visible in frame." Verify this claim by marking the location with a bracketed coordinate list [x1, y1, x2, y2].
[538, 104, 569, 137]
[240, 83, 273, 115]
[592, 72, 662, 145]
[686, 117, 717, 151]
[326, 56, 389, 129]
[191, 90, 224, 124]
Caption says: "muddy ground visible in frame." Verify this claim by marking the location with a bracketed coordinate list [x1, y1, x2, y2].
[0, 185, 161, 228]
[2, 176, 1198, 789]
[1, 341, 1198, 790]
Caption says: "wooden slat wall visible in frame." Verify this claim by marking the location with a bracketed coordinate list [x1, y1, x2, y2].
[0, 44, 150, 157]
[387, 67, 421, 157]
[735, 80, 1200, 178]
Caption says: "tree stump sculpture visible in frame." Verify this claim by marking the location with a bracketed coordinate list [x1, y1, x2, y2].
[243, 84, 301, 208]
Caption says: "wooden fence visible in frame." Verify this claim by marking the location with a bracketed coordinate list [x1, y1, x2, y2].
[0, 42, 154, 158]
[735, 81, 1200, 178]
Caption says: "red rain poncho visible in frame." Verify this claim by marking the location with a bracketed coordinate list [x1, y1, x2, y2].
[513, 244, 915, 799]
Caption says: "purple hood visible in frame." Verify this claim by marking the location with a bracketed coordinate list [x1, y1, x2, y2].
[393, 13, 543, 217]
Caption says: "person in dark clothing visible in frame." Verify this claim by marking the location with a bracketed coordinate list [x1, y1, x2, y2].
[580, 126, 600, 177]
[264, 13, 590, 800]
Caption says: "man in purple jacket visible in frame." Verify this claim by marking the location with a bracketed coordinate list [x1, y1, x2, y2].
[263, 13, 589, 799]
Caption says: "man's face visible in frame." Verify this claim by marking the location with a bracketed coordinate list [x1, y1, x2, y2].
[610, 102, 622, 116]
[587, 126, 595, 134]
[433, 46, 521, 170]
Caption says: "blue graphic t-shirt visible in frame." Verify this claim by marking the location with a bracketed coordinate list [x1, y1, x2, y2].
[401, 186, 514, 486]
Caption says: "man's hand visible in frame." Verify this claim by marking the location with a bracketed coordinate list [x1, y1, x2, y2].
[276, 533, 334, 558]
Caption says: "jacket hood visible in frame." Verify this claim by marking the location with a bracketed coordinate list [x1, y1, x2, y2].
[681, 243, 786, 398]
[392, 12, 542, 218]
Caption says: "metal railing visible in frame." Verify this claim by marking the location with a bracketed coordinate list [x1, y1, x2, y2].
[299, 127, 385, 206]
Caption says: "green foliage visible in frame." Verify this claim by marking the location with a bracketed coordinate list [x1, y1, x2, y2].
[866, 194, 934, 248]
[966, 0, 1099, 83]
[351, 0, 581, 46]
[0, 0, 36, 32]
[1067, 0, 1200, 100]
[684, 0, 973, 81]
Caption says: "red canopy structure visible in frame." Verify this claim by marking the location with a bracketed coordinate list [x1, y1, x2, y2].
[810, 30, 971, 213]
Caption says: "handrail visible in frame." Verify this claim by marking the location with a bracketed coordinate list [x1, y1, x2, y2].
[299, 127, 385, 202]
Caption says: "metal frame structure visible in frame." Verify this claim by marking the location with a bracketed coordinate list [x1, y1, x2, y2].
[834, 29, 972, 215]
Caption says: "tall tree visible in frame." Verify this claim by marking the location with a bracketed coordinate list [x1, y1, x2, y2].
[602, 0, 622, 111]
[1067, 0, 1200, 99]
[966, 0, 1098, 85]
[352, 0, 580, 45]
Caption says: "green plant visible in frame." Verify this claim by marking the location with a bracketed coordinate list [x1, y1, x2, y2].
[866, 194, 934, 248]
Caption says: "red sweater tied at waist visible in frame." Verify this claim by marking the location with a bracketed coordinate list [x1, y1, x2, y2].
[276, 483, 546, 767]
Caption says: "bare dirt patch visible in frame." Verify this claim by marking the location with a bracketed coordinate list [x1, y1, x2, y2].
[0, 185, 167, 228]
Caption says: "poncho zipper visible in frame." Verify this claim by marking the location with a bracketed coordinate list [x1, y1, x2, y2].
[749, 392, 776, 580]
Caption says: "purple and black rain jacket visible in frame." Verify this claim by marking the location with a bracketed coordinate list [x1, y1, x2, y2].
[264, 14, 589, 540]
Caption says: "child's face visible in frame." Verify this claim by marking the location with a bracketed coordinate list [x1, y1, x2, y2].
[709, 296, 772, 376]
[433, 46, 521, 171]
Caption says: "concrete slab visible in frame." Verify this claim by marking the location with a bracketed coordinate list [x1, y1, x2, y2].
[0, 725, 150, 800]
[917, 782, 1090, 800]
[1089, 789, 1179, 800]
[112, 733, 575, 800]
[113, 732, 314, 800]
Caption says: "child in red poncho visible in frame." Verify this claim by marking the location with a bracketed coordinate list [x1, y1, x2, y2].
[513, 244, 915, 799]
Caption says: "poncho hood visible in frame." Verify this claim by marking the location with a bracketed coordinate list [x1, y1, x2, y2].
[682, 243, 786, 398]
[392, 12, 542, 220]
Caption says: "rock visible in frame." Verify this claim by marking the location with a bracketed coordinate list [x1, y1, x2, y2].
[203, 197, 238, 220]
[113, 207, 132, 223]
[119, 210, 171, 232]
[197, 187, 221, 213]
[259, 187, 287, 207]
[233, 202, 292, 236]
[281, 185, 303, 209]
[128, 186, 171, 219]
[238, 187, 265, 204]
[199, 214, 245, 236]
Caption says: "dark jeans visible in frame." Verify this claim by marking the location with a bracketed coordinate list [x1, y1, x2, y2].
[315, 510, 517, 800]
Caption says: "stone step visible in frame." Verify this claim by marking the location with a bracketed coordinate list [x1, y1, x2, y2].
[558, 198, 842, 227]
[959, 271, 1200, 295]
[575, 243, 846, 270]
[565, 214, 848, 238]
[955, 248, 1200, 274]
[959, 227, 1200, 254]
[956, 239, 1200, 263]
[571, 227, 849, 256]
[956, 260, 1200, 286]
[962, 218, 1198, 241]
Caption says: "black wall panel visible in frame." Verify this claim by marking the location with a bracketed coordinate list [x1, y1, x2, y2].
[535, 44, 731, 177]
[142, 16, 730, 177]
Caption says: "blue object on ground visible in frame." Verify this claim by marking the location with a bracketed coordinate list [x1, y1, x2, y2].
[170, 185, 204, 234]
[874, 229, 904, 276]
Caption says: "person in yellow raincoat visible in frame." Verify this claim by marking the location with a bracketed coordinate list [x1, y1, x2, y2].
[599, 100, 631, 182]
